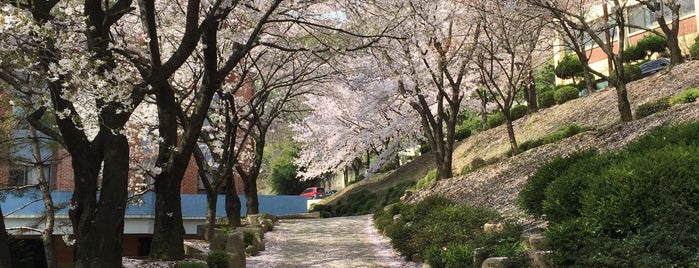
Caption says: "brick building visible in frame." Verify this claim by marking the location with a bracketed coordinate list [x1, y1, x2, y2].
[552, 0, 698, 86]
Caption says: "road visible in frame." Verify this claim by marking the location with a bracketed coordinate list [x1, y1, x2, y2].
[246, 214, 421, 268]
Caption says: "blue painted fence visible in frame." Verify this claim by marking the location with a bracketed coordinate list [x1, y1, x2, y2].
[1, 190, 308, 218]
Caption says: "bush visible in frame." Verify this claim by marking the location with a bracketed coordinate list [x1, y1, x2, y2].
[555, 54, 584, 80]
[517, 124, 584, 153]
[541, 123, 583, 144]
[535, 123, 699, 267]
[454, 126, 471, 141]
[414, 169, 437, 191]
[691, 42, 699, 59]
[553, 86, 579, 104]
[510, 104, 528, 120]
[206, 250, 230, 268]
[636, 34, 667, 56]
[486, 112, 505, 129]
[610, 64, 642, 83]
[424, 243, 475, 268]
[669, 88, 699, 105]
[622, 45, 646, 63]
[518, 149, 598, 217]
[537, 91, 555, 108]
[634, 96, 670, 119]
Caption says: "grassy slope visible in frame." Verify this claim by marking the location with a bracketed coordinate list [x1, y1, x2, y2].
[322, 61, 699, 216]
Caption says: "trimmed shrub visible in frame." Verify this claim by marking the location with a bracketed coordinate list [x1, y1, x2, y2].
[622, 45, 646, 63]
[692, 34, 699, 59]
[206, 250, 230, 268]
[533, 123, 699, 267]
[419, 142, 431, 153]
[510, 104, 528, 120]
[669, 88, 699, 105]
[542, 123, 583, 144]
[424, 243, 475, 268]
[537, 91, 555, 108]
[454, 126, 471, 141]
[486, 112, 505, 129]
[636, 34, 667, 56]
[610, 64, 642, 83]
[634, 96, 670, 119]
[555, 54, 584, 81]
[518, 149, 598, 217]
[517, 124, 584, 153]
[554, 86, 579, 104]
[414, 169, 437, 191]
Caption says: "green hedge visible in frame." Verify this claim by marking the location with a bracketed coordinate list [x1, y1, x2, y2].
[669, 88, 699, 105]
[487, 112, 505, 129]
[610, 64, 642, 83]
[554, 86, 579, 104]
[510, 104, 528, 120]
[635, 97, 670, 119]
[636, 34, 667, 55]
[538, 91, 555, 108]
[374, 195, 527, 267]
[622, 45, 646, 63]
[520, 122, 699, 267]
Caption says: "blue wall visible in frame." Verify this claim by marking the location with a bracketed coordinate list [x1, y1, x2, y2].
[1, 190, 308, 218]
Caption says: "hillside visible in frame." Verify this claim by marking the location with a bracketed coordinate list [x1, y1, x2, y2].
[406, 60, 699, 219]
[323, 60, 699, 220]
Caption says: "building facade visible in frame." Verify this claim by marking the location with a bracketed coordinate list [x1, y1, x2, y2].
[552, 0, 698, 85]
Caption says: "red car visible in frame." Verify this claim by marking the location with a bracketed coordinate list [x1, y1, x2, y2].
[300, 187, 325, 199]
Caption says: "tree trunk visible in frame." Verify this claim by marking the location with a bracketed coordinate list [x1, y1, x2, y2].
[72, 131, 129, 268]
[526, 72, 538, 113]
[613, 58, 633, 122]
[0, 205, 11, 268]
[204, 192, 218, 241]
[150, 169, 185, 260]
[244, 178, 260, 215]
[582, 68, 595, 95]
[667, 36, 683, 64]
[503, 110, 519, 156]
[225, 173, 242, 227]
[30, 126, 57, 268]
[615, 81, 633, 122]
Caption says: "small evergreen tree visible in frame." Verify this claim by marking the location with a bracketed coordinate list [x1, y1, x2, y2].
[554, 54, 583, 84]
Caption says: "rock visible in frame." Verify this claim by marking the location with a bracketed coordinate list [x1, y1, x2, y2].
[210, 228, 231, 250]
[392, 214, 402, 222]
[483, 223, 504, 234]
[481, 257, 509, 268]
[226, 230, 246, 268]
[246, 245, 260, 256]
[525, 249, 552, 268]
[410, 253, 423, 263]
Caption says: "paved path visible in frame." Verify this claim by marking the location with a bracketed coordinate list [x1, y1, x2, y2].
[246, 215, 421, 268]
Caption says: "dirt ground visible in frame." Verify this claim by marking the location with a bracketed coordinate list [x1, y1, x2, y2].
[246, 215, 421, 268]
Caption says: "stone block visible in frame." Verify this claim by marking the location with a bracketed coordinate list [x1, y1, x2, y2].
[210, 229, 230, 251]
[481, 257, 509, 268]
[226, 230, 246, 254]
[483, 223, 504, 234]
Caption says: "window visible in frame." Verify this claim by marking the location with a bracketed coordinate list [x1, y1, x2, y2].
[8, 165, 51, 186]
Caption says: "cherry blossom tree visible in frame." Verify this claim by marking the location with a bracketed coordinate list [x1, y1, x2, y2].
[382, 0, 481, 180]
[473, 0, 547, 155]
[0, 1, 150, 266]
[528, 0, 635, 122]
